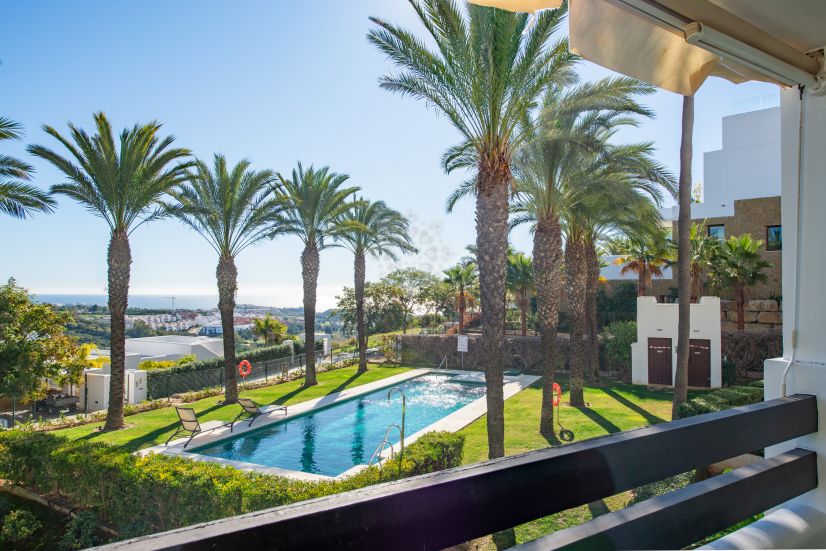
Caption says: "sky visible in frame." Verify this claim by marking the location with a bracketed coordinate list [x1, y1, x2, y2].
[0, 1, 779, 309]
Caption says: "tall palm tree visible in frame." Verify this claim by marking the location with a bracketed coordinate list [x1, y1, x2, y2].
[511, 82, 670, 430]
[169, 154, 280, 402]
[506, 252, 534, 336]
[443, 263, 478, 334]
[338, 198, 415, 373]
[673, 94, 694, 419]
[0, 117, 55, 219]
[28, 113, 192, 430]
[614, 229, 674, 297]
[688, 222, 720, 302]
[273, 163, 359, 387]
[370, 1, 579, 457]
[710, 234, 772, 331]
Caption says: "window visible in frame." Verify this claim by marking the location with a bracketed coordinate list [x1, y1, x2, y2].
[707, 224, 725, 241]
[767, 225, 782, 251]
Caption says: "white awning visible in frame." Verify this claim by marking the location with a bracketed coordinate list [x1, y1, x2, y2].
[469, 0, 824, 95]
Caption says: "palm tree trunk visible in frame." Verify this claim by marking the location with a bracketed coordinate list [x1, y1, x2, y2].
[586, 242, 600, 382]
[735, 282, 746, 331]
[302, 242, 320, 387]
[535, 216, 563, 436]
[672, 94, 694, 420]
[476, 159, 509, 459]
[102, 232, 130, 431]
[519, 289, 527, 337]
[217, 256, 238, 402]
[354, 250, 368, 373]
[638, 270, 647, 297]
[566, 236, 587, 408]
[458, 287, 466, 334]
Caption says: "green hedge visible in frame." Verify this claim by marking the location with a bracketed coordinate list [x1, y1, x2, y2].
[677, 381, 764, 419]
[155, 342, 302, 376]
[0, 430, 464, 539]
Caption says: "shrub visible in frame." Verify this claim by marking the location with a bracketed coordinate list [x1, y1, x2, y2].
[0, 430, 464, 539]
[601, 321, 637, 378]
[630, 472, 695, 505]
[139, 354, 197, 371]
[677, 381, 764, 419]
[1, 509, 42, 544]
[59, 510, 99, 550]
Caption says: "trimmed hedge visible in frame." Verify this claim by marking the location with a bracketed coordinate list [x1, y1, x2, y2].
[677, 381, 764, 419]
[0, 430, 464, 539]
[154, 342, 301, 376]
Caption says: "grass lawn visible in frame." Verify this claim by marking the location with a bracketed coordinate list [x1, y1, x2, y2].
[458, 378, 691, 549]
[55, 365, 410, 451]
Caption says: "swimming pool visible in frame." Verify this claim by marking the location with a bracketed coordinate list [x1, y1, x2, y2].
[191, 373, 485, 477]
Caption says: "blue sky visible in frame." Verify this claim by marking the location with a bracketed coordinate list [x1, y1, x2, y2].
[0, 1, 779, 309]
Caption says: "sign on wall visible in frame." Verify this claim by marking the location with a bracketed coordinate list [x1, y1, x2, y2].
[457, 335, 469, 353]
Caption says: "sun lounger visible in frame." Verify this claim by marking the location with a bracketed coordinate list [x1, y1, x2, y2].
[231, 398, 286, 432]
[165, 407, 202, 448]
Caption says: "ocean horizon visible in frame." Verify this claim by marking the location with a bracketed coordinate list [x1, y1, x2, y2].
[32, 294, 306, 311]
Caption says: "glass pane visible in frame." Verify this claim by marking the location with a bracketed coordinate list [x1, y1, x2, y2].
[708, 225, 725, 241]
[767, 226, 782, 251]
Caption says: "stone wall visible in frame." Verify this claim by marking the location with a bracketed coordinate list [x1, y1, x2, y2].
[720, 299, 782, 333]
[399, 334, 571, 374]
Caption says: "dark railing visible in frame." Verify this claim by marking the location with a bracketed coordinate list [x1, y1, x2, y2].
[98, 395, 817, 550]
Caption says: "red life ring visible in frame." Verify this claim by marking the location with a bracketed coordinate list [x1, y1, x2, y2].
[552, 382, 562, 407]
[238, 360, 252, 378]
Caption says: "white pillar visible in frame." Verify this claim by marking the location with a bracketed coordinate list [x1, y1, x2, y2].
[764, 88, 826, 512]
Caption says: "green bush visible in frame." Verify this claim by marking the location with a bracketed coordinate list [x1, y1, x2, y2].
[1, 509, 42, 544]
[601, 321, 637, 377]
[0, 430, 464, 539]
[139, 354, 197, 371]
[59, 510, 99, 550]
[677, 381, 764, 419]
[630, 471, 695, 505]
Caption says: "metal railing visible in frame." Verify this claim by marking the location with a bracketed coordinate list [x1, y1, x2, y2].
[96, 394, 817, 550]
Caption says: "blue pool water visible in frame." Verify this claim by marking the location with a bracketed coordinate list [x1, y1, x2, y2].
[192, 373, 485, 476]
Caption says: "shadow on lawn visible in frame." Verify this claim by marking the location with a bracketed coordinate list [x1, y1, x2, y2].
[576, 406, 622, 434]
[269, 371, 366, 406]
[74, 403, 227, 453]
[600, 387, 666, 425]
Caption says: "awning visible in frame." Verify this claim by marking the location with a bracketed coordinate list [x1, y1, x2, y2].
[469, 0, 823, 95]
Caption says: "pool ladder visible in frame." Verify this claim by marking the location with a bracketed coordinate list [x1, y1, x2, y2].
[367, 387, 406, 472]
[437, 355, 448, 370]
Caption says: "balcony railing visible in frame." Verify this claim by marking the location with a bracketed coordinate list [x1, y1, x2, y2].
[98, 394, 816, 550]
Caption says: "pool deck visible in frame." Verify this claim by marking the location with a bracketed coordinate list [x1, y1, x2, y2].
[140, 368, 539, 481]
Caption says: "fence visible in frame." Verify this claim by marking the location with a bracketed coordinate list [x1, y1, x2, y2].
[146, 350, 326, 400]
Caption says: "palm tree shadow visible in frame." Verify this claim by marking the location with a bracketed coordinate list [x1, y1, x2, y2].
[601, 387, 665, 425]
[327, 372, 365, 396]
[577, 406, 622, 434]
[587, 499, 610, 518]
[76, 403, 228, 452]
[542, 431, 563, 447]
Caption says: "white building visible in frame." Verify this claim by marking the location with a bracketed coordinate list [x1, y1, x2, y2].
[660, 106, 781, 221]
[630, 297, 722, 388]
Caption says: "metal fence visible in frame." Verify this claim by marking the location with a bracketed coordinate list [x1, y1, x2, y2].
[147, 352, 314, 399]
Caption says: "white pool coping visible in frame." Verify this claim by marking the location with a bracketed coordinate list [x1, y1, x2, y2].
[140, 368, 539, 482]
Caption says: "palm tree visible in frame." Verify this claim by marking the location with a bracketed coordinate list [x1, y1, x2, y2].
[370, 1, 580, 457]
[673, 94, 694, 419]
[614, 229, 674, 297]
[511, 82, 671, 429]
[338, 198, 415, 373]
[506, 252, 534, 336]
[0, 117, 55, 219]
[272, 163, 360, 387]
[443, 263, 478, 335]
[710, 234, 772, 331]
[169, 154, 280, 402]
[688, 222, 720, 302]
[28, 113, 192, 430]
[252, 314, 288, 346]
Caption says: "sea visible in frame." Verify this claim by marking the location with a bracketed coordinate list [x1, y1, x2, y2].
[34, 294, 221, 310]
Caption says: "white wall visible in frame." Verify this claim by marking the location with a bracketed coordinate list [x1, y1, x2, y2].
[124, 337, 223, 361]
[631, 296, 722, 388]
[763, 88, 826, 513]
[663, 107, 781, 221]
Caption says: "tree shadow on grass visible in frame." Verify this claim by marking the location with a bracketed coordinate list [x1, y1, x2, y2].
[576, 406, 622, 435]
[327, 372, 365, 396]
[74, 403, 227, 453]
[601, 387, 666, 425]
[587, 499, 610, 518]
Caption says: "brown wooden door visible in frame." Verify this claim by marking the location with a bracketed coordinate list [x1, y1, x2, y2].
[648, 338, 673, 385]
[688, 339, 711, 388]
